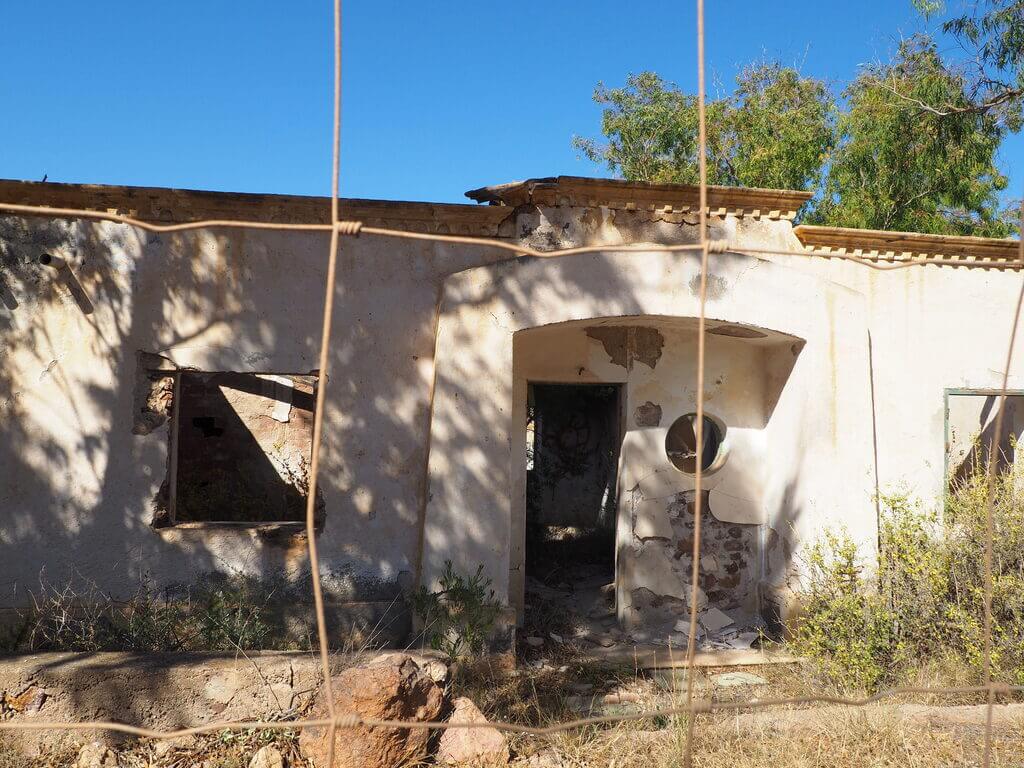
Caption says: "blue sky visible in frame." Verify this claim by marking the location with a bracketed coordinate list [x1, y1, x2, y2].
[1, 1, 1020, 205]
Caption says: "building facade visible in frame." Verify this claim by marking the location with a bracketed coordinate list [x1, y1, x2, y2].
[1, 176, 1021, 647]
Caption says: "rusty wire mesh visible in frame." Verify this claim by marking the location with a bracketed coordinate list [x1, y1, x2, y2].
[0, 1, 1023, 767]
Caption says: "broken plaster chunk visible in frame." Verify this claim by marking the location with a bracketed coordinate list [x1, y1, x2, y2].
[636, 467, 691, 501]
[708, 489, 763, 525]
[728, 632, 760, 650]
[687, 585, 709, 612]
[629, 545, 688, 600]
[634, 500, 673, 540]
[673, 618, 695, 636]
[261, 375, 294, 423]
[698, 607, 734, 633]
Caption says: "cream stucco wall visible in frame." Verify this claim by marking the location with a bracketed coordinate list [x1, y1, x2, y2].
[4, 182, 1020, 644]
[0, 212, 509, 641]
[424, 245, 873, 629]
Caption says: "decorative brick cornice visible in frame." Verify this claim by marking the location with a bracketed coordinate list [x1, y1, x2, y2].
[465, 176, 812, 221]
[795, 225, 1022, 267]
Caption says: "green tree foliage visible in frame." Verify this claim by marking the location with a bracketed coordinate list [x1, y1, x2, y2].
[575, 7, 1022, 235]
[915, 0, 1024, 127]
[573, 64, 836, 192]
[811, 36, 1013, 236]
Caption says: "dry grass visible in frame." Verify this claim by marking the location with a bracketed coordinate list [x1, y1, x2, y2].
[527, 709, 1024, 768]
[0, 728, 305, 768]
[3, 653, 1022, 767]
[451, 653, 1024, 768]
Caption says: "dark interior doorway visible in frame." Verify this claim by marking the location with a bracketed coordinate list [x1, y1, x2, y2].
[523, 384, 622, 647]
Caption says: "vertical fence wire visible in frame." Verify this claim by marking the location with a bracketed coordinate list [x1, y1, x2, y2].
[980, 201, 1024, 767]
[304, 0, 344, 764]
[682, 0, 710, 765]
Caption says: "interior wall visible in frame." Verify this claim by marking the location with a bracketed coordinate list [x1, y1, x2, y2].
[515, 320, 791, 630]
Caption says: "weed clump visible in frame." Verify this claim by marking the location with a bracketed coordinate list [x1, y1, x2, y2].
[411, 560, 502, 661]
[792, 459, 1024, 692]
[0, 573, 291, 653]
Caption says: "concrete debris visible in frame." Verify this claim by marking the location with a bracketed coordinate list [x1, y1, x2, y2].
[698, 607, 734, 632]
[248, 745, 285, 768]
[549, 633, 563, 643]
[729, 632, 760, 650]
[712, 671, 768, 687]
[436, 697, 509, 766]
[524, 636, 544, 648]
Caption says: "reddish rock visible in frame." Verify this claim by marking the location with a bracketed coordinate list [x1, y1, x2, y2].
[299, 654, 445, 768]
[436, 697, 509, 766]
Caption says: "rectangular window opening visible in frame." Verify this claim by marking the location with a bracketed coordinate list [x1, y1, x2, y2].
[945, 388, 1024, 494]
[168, 371, 318, 525]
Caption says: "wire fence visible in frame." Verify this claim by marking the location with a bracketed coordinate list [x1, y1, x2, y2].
[0, 1, 1023, 767]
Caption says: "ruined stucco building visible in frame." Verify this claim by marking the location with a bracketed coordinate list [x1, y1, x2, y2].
[2, 176, 1022, 648]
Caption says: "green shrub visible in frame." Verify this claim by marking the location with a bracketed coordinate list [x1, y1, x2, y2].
[792, 458, 1024, 692]
[411, 560, 502, 661]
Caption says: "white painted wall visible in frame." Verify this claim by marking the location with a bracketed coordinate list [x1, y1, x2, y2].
[4, 187, 1018, 639]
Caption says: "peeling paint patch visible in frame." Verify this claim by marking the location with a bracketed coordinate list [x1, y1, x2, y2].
[586, 326, 629, 367]
[38, 358, 60, 382]
[688, 273, 729, 300]
[586, 326, 664, 370]
[132, 352, 177, 436]
[634, 401, 662, 427]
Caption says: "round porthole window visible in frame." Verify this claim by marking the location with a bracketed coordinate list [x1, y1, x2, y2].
[665, 413, 723, 474]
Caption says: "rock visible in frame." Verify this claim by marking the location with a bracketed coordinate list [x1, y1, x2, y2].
[248, 745, 285, 768]
[548, 633, 563, 643]
[3, 686, 46, 713]
[712, 671, 768, 687]
[298, 654, 445, 768]
[436, 697, 509, 766]
[698, 607, 734, 632]
[524, 636, 544, 648]
[75, 742, 117, 768]
[153, 742, 174, 759]
[420, 659, 451, 685]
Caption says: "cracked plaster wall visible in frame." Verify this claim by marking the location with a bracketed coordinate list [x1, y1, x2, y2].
[515, 320, 775, 630]
[0, 214, 511, 643]
[425, 222, 874, 629]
